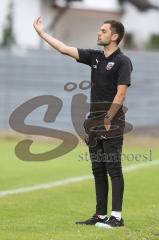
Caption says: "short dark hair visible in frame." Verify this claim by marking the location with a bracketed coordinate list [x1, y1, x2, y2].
[104, 20, 125, 44]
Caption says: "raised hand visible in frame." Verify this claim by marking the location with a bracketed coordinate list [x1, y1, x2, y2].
[33, 16, 44, 35]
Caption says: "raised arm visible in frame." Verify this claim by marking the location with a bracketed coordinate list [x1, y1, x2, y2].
[33, 17, 79, 60]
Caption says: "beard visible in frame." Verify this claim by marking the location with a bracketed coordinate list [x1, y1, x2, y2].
[97, 40, 111, 46]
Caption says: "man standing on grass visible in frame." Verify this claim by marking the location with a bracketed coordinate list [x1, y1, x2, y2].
[34, 17, 133, 229]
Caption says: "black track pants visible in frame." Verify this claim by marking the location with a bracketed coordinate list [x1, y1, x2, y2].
[89, 137, 124, 215]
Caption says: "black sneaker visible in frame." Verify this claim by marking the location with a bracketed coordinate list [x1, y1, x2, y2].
[75, 214, 108, 225]
[95, 215, 124, 228]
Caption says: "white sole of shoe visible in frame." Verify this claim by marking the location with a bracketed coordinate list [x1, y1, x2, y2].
[95, 222, 113, 229]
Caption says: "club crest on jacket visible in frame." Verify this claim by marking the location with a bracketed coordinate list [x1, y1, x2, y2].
[106, 62, 115, 70]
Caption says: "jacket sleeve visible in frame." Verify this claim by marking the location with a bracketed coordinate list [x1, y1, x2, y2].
[117, 56, 133, 87]
[76, 48, 95, 67]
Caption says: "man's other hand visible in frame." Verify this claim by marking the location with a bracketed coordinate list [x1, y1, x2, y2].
[104, 117, 111, 131]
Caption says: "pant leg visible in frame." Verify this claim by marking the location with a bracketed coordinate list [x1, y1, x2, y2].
[102, 137, 124, 211]
[89, 139, 108, 215]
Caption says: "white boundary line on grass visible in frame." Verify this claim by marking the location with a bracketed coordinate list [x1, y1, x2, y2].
[0, 160, 159, 198]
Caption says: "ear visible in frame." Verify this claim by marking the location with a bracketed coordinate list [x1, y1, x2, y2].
[112, 33, 119, 42]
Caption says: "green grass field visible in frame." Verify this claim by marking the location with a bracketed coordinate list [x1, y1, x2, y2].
[0, 134, 159, 240]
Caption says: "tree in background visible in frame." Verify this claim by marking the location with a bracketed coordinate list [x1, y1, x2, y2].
[118, 0, 159, 49]
[118, 0, 159, 11]
[47, 0, 83, 32]
[0, 0, 16, 48]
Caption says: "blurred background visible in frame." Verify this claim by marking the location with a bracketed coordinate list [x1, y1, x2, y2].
[0, 0, 159, 139]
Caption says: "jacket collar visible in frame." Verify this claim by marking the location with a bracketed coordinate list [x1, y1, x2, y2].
[101, 48, 121, 60]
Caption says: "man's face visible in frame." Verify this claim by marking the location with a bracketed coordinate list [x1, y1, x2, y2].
[97, 23, 117, 46]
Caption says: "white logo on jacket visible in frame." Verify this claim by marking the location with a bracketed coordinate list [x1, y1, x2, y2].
[92, 58, 100, 69]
